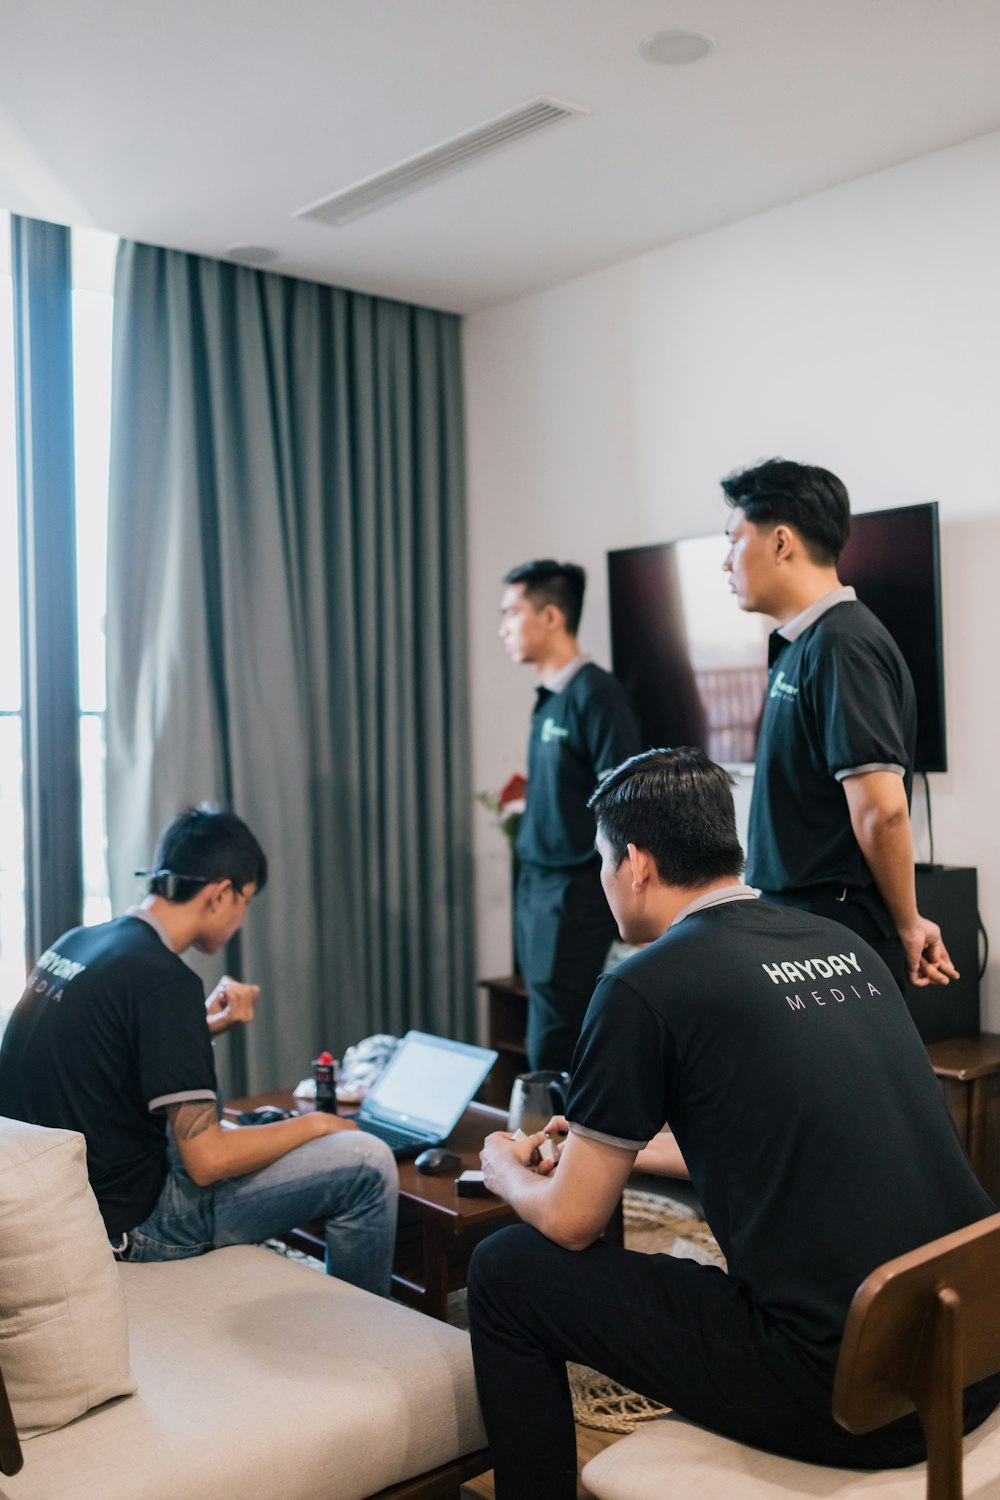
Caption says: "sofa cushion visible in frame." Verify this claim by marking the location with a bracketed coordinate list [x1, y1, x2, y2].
[0, 1245, 486, 1500]
[0, 1117, 136, 1440]
[581, 1404, 1000, 1499]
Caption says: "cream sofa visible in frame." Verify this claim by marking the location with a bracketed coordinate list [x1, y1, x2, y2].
[0, 1116, 488, 1500]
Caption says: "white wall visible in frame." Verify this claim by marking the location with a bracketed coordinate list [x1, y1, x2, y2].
[465, 128, 1000, 1027]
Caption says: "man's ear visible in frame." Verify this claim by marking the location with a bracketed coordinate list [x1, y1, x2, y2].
[626, 844, 654, 891]
[203, 879, 232, 912]
[772, 523, 796, 562]
[541, 601, 565, 632]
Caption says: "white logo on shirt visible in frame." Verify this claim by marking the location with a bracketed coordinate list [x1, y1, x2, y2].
[769, 669, 799, 700]
[761, 953, 861, 984]
[785, 982, 882, 1010]
[36, 948, 87, 985]
[541, 717, 569, 743]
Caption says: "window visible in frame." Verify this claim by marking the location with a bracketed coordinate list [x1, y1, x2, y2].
[0, 212, 25, 1014]
[0, 218, 116, 1023]
[72, 229, 116, 929]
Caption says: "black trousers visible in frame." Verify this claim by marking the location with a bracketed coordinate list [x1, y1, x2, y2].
[467, 1224, 999, 1500]
[515, 861, 617, 1073]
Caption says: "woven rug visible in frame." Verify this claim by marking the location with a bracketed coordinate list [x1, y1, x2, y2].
[265, 1187, 724, 1436]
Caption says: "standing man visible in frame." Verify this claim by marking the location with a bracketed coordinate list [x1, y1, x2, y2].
[722, 457, 955, 991]
[499, 560, 642, 1072]
[467, 750, 998, 1500]
[0, 804, 398, 1296]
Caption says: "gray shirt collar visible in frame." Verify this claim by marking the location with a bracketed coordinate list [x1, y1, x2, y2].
[128, 903, 175, 952]
[670, 884, 759, 928]
[540, 654, 590, 695]
[778, 585, 856, 643]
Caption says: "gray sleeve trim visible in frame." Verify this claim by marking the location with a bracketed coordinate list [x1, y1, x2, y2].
[568, 1121, 647, 1152]
[149, 1088, 218, 1114]
[834, 762, 905, 782]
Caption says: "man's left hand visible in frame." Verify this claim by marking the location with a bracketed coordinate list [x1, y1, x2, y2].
[206, 976, 261, 1036]
[900, 917, 960, 987]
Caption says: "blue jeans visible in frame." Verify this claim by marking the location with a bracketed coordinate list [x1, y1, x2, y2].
[123, 1132, 398, 1298]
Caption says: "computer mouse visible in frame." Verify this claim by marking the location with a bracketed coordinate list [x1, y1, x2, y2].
[235, 1106, 289, 1126]
[414, 1147, 462, 1175]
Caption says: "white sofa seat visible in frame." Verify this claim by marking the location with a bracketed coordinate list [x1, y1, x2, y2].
[0, 1245, 486, 1500]
[582, 1405, 1000, 1500]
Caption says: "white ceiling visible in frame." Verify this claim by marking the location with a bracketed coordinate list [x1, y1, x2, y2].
[3, 1, 1000, 314]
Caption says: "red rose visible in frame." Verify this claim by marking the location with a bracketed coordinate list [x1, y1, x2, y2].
[499, 773, 527, 808]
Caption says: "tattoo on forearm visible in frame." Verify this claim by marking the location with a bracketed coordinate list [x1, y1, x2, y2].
[167, 1100, 217, 1142]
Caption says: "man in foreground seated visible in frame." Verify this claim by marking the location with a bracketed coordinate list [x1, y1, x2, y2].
[467, 748, 1000, 1499]
[0, 805, 397, 1296]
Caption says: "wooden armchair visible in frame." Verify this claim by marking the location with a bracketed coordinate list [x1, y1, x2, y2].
[583, 1209, 1000, 1500]
[833, 1208, 1000, 1499]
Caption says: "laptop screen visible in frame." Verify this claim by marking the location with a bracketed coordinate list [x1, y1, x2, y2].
[362, 1031, 497, 1138]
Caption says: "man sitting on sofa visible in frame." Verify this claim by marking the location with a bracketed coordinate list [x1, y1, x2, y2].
[467, 748, 1000, 1500]
[0, 804, 398, 1297]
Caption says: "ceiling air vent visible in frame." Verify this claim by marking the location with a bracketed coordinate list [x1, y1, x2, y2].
[294, 97, 586, 227]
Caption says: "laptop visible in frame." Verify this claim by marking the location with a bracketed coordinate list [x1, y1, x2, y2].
[354, 1031, 498, 1158]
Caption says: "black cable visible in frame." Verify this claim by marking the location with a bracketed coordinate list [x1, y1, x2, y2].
[978, 912, 990, 981]
[921, 771, 935, 866]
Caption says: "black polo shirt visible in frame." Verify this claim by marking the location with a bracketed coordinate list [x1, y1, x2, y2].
[516, 660, 641, 870]
[565, 891, 994, 1408]
[0, 915, 217, 1235]
[746, 596, 916, 896]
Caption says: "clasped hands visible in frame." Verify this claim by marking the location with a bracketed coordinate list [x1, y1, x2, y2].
[205, 974, 261, 1036]
[480, 1113, 568, 1194]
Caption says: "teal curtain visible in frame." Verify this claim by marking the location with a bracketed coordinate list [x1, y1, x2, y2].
[106, 241, 473, 1095]
[11, 216, 82, 965]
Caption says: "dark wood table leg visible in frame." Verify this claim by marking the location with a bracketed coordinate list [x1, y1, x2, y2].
[420, 1221, 451, 1321]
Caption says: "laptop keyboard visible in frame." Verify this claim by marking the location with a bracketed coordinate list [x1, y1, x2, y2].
[356, 1118, 432, 1158]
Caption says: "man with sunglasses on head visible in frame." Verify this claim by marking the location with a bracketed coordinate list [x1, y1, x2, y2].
[0, 804, 397, 1296]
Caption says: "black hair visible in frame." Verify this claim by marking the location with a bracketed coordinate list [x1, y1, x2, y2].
[720, 457, 850, 565]
[587, 747, 744, 886]
[502, 559, 587, 636]
[148, 804, 268, 903]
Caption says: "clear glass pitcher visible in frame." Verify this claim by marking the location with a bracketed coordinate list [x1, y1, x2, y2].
[507, 1070, 570, 1135]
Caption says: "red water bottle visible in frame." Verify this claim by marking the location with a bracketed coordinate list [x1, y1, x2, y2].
[313, 1051, 338, 1113]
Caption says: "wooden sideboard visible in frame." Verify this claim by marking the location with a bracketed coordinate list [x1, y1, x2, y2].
[478, 974, 529, 1108]
[925, 1033, 1000, 1204]
[479, 974, 1000, 1203]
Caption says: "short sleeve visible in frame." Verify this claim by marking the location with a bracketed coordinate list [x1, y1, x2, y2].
[135, 978, 218, 1112]
[565, 972, 676, 1148]
[582, 677, 642, 779]
[811, 644, 910, 780]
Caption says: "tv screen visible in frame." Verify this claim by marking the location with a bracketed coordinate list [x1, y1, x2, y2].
[607, 501, 946, 773]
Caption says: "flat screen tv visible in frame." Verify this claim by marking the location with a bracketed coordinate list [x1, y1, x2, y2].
[607, 501, 946, 773]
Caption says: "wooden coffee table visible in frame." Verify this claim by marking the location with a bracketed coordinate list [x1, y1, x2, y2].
[226, 1091, 517, 1320]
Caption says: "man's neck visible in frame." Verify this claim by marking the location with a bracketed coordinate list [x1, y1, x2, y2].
[139, 894, 195, 954]
[648, 877, 744, 937]
[771, 569, 842, 626]
[534, 639, 581, 686]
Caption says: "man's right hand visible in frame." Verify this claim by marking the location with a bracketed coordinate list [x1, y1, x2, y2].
[169, 1100, 361, 1185]
[900, 915, 960, 987]
[205, 976, 261, 1036]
